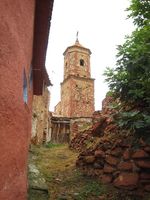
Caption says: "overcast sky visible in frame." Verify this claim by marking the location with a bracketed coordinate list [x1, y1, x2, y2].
[46, 0, 134, 111]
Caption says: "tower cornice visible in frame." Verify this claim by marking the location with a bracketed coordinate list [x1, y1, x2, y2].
[61, 75, 95, 85]
[63, 44, 91, 56]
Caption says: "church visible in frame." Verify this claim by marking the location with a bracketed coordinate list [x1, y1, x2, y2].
[55, 36, 95, 118]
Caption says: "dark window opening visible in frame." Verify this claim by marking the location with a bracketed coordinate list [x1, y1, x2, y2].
[80, 59, 84, 66]
[23, 69, 28, 103]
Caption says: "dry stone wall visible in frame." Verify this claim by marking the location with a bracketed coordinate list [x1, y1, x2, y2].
[70, 97, 150, 196]
[76, 135, 150, 195]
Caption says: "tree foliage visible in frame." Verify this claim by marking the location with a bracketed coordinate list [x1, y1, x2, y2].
[127, 0, 150, 27]
[104, 0, 150, 134]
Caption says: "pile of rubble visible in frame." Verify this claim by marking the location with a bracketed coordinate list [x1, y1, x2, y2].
[70, 96, 150, 195]
[76, 135, 150, 194]
[69, 97, 118, 152]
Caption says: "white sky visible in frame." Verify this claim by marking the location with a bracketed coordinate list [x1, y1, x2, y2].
[46, 0, 134, 111]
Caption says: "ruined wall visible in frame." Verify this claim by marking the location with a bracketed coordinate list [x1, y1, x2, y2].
[32, 87, 50, 144]
[0, 1, 35, 199]
[60, 76, 94, 117]
[54, 101, 62, 116]
[70, 117, 93, 140]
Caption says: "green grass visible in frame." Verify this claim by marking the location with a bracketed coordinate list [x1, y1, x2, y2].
[44, 142, 65, 149]
[77, 181, 106, 200]
[28, 189, 49, 200]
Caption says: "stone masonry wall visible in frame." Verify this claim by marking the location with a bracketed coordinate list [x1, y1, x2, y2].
[60, 76, 94, 117]
[31, 86, 50, 144]
[70, 117, 93, 140]
[64, 46, 91, 80]
[54, 101, 62, 116]
[60, 79, 72, 117]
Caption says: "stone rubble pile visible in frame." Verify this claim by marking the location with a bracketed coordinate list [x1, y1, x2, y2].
[69, 97, 118, 152]
[69, 122, 103, 152]
[76, 136, 150, 194]
[70, 96, 150, 195]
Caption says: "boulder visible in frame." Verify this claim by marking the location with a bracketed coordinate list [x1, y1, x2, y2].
[132, 149, 149, 159]
[94, 149, 105, 158]
[110, 147, 122, 157]
[114, 173, 139, 189]
[105, 155, 119, 166]
[103, 164, 116, 173]
[118, 161, 133, 171]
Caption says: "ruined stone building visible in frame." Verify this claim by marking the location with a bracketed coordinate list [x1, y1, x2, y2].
[0, 1, 54, 199]
[31, 85, 51, 145]
[55, 38, 95, 118]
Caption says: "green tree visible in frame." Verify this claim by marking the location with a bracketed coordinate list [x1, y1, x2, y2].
[127, 0, 150, 27]
[104, 0, 150, 133]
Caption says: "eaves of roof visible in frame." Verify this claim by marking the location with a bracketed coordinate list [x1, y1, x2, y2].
[32, 0, 54, 95]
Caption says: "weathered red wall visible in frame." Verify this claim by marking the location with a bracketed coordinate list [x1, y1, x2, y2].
[0, 1, 35, 199]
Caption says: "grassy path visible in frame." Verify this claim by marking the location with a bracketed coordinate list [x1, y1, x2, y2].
[29, 143, 106, 200]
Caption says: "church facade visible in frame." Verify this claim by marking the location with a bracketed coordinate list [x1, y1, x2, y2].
[55, 38, 95, 118]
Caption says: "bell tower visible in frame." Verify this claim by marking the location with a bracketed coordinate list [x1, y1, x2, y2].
[55, 36, 95, 117]
[63, 37, 91, 80]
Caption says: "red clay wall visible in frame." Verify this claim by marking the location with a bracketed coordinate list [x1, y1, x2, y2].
[0, 1, 35, 199]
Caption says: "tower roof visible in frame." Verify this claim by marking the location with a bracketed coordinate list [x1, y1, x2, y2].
[63, 37, 92, 56]
[74, 39, 83, 47]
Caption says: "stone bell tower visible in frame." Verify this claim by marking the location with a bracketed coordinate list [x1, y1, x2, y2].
[55, 36, 95, 117]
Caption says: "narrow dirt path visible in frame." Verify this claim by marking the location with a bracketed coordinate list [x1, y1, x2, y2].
[28, 144, 107, 200]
